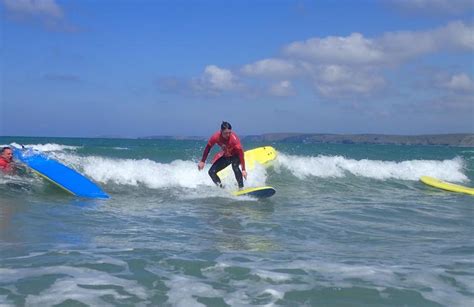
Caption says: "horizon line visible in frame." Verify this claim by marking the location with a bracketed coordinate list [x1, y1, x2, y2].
[1, 132, 474, 139]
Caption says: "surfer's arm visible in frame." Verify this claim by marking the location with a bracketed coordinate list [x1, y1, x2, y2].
[201, 143, 212, 162]
[231, 134, 245, 171]
[201, 134, 218, 163]
[237, 147, 245, 171]
[198, 142, 214, 170]
[199, 138, 216, 170]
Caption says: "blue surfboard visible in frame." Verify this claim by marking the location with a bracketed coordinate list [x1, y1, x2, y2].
[13, 148, 109, 199]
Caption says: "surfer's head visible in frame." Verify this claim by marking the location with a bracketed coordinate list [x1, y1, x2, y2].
[221, 121, 232, 130]
[1, 147, 13, 162]
[220, 121, 232, 139]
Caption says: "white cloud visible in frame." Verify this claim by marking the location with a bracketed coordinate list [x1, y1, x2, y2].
[284, 33, 385, 65]
[1, 0, 78, 32]
[187, 65, 241, 95]
[269, 80, 295, 97]
[284, 21, 474, 66]
[201, 65, 239, 91]
[442, 73, 474, 92]
[241, 58, 299, 78]
[380, 21, 474, 60]
[160, 21, 473, 100]
[2, 0, 63, 19]
[312, 65, 385, 98]
[274, 21, 473, 98]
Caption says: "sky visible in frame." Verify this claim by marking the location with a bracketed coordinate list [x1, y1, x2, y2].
[0, 0, 473, 138]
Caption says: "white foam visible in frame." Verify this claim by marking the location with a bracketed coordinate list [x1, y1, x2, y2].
[255, 270, 293, 282]
[165, 276, 220, 307]
[5, 252, 46, 260]
[155, 254, 474, 307]
[0, 266, 147, 306]
[52, 153, 270, 190]
[9, 142, 79, 152]
[262, 288, 284, 300]
[276, 153, 469, 182]
[0, 296, 15, 307]
[84, 157, 216, 188]
[0, 173, 38, 185]
[200, 262, 306, 306]
[207, 253, 474, 307]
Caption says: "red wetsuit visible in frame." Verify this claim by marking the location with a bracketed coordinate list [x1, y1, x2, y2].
[201, 131, 246, 170]
[0, 156, 13, 174]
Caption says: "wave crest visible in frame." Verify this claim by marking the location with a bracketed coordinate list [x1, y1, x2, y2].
[276, 153, 468, 182]
[9, 143, 80, 152]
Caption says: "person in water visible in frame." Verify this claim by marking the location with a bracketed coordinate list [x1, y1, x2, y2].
[198, 121, 247, 189]
[0, 147, 14, 174]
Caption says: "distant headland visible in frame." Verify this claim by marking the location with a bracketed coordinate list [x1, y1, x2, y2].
[141, 133, 474, 147]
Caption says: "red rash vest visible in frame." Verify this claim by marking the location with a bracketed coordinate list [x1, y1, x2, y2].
[0, 156, 13, 174]
[201, 131, 246, 170]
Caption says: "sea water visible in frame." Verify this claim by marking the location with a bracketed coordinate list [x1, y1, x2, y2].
[0, 137, 473, 306]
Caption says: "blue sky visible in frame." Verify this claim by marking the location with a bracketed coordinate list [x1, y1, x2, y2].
[1, 0, 473, 137]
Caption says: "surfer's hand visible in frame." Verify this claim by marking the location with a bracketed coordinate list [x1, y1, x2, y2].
[198, 161, 205, 170]
[242, 170, 247, 180]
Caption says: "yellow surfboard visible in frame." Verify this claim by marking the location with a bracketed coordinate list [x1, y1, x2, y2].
[217, 146, 277, 178]
[232, 186, 276, 198]
[420, 176, 474, 196]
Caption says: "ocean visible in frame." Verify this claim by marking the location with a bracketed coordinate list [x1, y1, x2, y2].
[1, 137, 473, 306]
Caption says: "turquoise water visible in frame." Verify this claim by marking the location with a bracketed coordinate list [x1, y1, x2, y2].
[1, 137, 473, 306]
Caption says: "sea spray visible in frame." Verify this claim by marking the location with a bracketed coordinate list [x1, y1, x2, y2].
[52, 153, 270, 189]
[8, 142, 80, 152]
[276, 153, 468, 182]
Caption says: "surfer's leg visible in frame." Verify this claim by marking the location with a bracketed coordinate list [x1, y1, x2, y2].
[208, 156, 231, 187]
[231, 155, 244, 189]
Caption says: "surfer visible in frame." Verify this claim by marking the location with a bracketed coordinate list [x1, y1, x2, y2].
[0, 147, 14, 174]
[198, 121, 247, 189]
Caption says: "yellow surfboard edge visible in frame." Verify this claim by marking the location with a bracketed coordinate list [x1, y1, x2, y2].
[232, 186, 276, 197]
[31, 168, 77, 196]
[420, 176, 474, 196]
